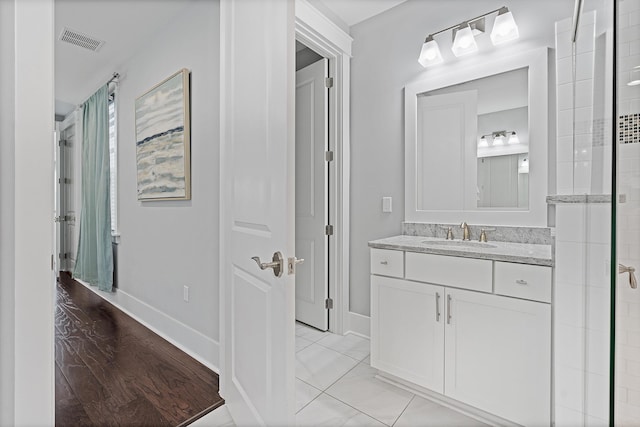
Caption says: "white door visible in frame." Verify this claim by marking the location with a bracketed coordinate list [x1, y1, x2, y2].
[219, 1, 296, 425]
[295, 59, 329, 330]
[371, 275, 445, 393]
[57, 121, 77, 272]
[416, 90, 477, 211]
[444, 288, 551, 426]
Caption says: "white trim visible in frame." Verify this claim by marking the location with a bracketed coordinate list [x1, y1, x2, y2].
[345, 311, 370, 338]
[295, 0, 352, 336]
[75, 279, 220, 373]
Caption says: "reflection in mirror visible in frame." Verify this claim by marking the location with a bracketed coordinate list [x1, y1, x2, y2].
[416, 67, 529, 210]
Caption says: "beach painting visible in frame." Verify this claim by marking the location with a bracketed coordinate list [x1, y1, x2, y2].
[135, 69, 191, 200]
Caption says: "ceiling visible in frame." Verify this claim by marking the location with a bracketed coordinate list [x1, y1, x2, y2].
[55, 0, 405, 117]
[312, 0, 407, 27]
[55, 0, 194, 116]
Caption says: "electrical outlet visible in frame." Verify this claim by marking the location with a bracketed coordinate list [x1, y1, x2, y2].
[382, 197, 392, 213]
[183, 285, 189, 302]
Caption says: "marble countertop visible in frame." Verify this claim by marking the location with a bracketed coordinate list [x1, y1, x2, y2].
[368, 235, 553, 267]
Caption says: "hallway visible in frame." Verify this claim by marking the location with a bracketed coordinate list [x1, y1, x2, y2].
[55, 274, 224, 426]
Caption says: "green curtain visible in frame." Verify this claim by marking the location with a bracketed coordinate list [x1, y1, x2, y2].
[73, 85, 113, 292]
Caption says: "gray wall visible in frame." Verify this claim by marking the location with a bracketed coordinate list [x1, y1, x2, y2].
[115, 0, 220, 343]
[0, 0, 15, 423]
[349, 0, 573, 316]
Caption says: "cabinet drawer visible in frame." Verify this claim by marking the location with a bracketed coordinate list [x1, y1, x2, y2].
[405, 252, 492, 293]
[494, 262, 552, 303]
[370, 248, 404, 278]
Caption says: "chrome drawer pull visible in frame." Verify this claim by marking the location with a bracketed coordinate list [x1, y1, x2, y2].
[380, 261, 388, 265]
[435, 292, 441, 322]
[516, 279, 528, 285]
[447, 295, 452, 324]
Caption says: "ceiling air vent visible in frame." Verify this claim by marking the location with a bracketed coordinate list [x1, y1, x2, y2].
[58, 27, 105, 52]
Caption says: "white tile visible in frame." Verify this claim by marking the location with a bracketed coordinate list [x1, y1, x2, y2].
[555, 323, 585, 370]
[556, 204, 586, 243]
[587, 204, 611, 244]
[557, 56, 573, 85]
[296, 393, 385, 427]
[556, 18, 573, 33]
[556, 30, 573, 59]
[587, 329, 609, 376]
[555, 282, 585, 328]
[587, 243, 610, 286]
[574, 160, 592, 193]
[576, 22, 595, 54]
[190, 405, 235, 427]
[587, 286, 610, 332]
[316, 333, 370, 361]
[296, 323, 329, 342]
[325, 362, 413, 426]
[574, 134, 594, 162]
[296, 343, 359, 391]
[586, 372, 609, 419]
[576, 52, 595, 81]
[555, 241, 586, 285]
[558, 110, 574, 137]
[586, 415, 608, 427]
[555, 404, 584, 427]
[557, 136, 574, 163]
[575, 79, 594, 108]
[558, 82, 574, 111]
[556, 366, 585, 412]
[296, 336, 314, 352]
[575, 107, 594, 134]
[394, 396, 488, 427]
[296, 379, 322, 413]
[557, 162, 574, 194]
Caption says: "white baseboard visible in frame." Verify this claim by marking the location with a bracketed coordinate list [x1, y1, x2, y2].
[74, 279, 219, 373]
[345, 311, 370, 338]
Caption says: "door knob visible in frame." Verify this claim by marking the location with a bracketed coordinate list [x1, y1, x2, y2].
[287, 257, 305, 275]
[251, 252, 284, 278]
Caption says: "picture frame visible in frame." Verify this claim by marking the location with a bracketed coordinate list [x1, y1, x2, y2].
[135, 68, 191, 201]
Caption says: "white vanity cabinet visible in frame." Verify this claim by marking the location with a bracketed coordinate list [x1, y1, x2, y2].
[370, 248, 552, 426]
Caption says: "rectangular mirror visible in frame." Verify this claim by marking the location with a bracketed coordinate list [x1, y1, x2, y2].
[405, 48, 548, 226]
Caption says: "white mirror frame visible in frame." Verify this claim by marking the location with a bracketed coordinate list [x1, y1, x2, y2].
[405, 47, 549, 226]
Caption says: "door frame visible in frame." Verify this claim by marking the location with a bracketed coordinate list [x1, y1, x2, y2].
[295, 0, 352, 335]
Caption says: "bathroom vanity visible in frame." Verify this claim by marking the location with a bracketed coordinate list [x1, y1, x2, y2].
[369, 231, 553, 426]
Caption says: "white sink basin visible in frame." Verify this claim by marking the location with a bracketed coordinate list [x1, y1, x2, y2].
[421, 240, 498, 249]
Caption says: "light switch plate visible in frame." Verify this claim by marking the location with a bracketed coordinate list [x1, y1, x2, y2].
[382, 197, 392, 213]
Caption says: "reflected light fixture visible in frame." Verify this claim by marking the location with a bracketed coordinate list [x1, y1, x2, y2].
[492, 133, 505, 146]
[452, 23, 478, 57]
[478, 135, 489, 147]
[508, 131, 520, 145]
[418, 6, 520, 68]
[490, 7, 519, 45]
[418, 35, 443, 67]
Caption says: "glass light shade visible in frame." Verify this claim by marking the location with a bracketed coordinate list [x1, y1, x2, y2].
[451, 24, 478, 57]
[491, 8, 519, 45]
[418, 37, 443, 67]
[518, 157, 529, 174]
[493, 134, 505, 146]
[508, 131, 520, 145]
[478, 136, 489, 147]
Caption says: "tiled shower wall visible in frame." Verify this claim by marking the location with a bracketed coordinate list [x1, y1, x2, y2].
[554, 8, 612, 426]
[616, 0, 640, 424]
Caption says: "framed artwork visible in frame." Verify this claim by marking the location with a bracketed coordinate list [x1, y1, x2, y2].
[135, 68, 191, 201]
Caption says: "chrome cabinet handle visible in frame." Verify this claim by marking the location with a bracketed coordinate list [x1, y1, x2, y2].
[251, 252, 284, 278]
[516, 279, 528, 285]
[436, 292, 441, 322]
[380, 260, 388, 265]
[287, 257, 305, 275]
[620, 264, 638, 289]
[447, 294, 452, 324]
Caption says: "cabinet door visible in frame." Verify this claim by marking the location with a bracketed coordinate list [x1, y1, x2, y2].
[444, 288, 551, 426]
[371, 275, 445, 393]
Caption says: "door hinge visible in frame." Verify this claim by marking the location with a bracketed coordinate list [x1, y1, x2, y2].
[325, 298, 333, 310]
[325, 77, 334, 88]
[325, 225, 334, 236]
[325, 150, 334, 162]
[58, 139, 68, 147]
[59, 178, 71, 184]
[59, 253, 69, 260]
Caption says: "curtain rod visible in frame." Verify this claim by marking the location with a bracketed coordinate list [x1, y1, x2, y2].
[79, 72, 120, 108]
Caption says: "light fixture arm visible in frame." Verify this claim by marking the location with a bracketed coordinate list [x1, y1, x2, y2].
[424, 6, 506, 40]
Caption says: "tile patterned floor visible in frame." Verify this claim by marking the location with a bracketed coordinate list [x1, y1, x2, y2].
[196, 323, 489, 426]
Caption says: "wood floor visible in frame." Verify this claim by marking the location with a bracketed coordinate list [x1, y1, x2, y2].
[55, 272, 224, 426]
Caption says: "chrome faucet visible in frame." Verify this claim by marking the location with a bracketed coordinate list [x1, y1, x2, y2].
[460, 222, 471, 241]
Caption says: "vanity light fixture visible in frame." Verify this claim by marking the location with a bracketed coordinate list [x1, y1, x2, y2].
[492, 133, 506, 146]
[478, 130, 519, 147]
[418, 6, 519, 68]
[418, 35, 443, 67]
[478, 135, 489, 147]
[452, 22, 478, 57]
[490, 7, 520, 45]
